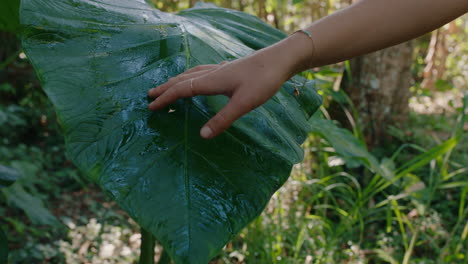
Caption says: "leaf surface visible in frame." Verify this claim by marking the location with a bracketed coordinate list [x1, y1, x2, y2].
[21, 1, 322, 263]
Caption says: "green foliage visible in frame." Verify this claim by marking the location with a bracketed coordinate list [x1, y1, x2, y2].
[0, 31, 87, 263]
[2, 57, 467, 264]
[215, 93, 467, 263]
[0, 0, 20, 33]
[1, 1, 466, 263]
[0, 165, 19, 189]
[20, 1, 321, 263]
[309, 116, 381, 172]
[0, 163, 12, 264]
[0, 113, 67, 226]
[3, 184, 58, 226]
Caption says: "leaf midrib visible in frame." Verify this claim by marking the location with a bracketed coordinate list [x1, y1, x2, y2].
[181, 24, 193, 255]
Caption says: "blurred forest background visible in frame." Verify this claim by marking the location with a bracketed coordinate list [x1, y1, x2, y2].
[1, 0, 467, 263]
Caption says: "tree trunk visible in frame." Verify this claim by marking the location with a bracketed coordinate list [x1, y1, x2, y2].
[188, 0, 197, 8]
[238, 0, 245, 12]
[338, 42, 415, 148]
[421, 28, 449, 90]
[257, 0, 267, 21]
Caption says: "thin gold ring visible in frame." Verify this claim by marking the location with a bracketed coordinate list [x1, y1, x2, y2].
[190, 78, 194, 90]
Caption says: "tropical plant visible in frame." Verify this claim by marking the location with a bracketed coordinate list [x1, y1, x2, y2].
[20, 0, 322, 263]
[3, 0, 466, 263]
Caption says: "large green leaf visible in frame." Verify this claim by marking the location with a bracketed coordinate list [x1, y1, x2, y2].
[21, 1, 322, 263]
[179, 2, 286, 50]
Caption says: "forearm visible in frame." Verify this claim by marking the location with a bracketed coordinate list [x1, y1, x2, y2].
[261, 0, 468, 78]
[149, 0, 467, 138]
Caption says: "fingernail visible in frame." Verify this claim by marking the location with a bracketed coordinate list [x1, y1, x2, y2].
[200, 126, 212, 138]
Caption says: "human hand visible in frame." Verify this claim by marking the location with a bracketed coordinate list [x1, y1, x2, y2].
[148, 50, 296, 139]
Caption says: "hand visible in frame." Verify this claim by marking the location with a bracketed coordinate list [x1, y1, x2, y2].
[148, 50, 295, 139]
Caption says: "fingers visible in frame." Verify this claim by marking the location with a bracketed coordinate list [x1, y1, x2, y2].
[148, 78, 196, 110]
[148, 75, 225, 110]
[148, 60, 247, 139]
[182, 64, 218, 75]
[183, 61, 228, 75]
[148, 65, 236, 111]
[148, 62, 229, 98]
[200, 96, 253, 139]
[148, 70, 209, 98]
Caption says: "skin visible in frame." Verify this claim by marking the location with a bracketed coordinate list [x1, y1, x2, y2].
[148, 0, 468, 139]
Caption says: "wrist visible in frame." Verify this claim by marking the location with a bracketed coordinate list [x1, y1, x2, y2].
[262, 32, 316, 80]
[243, 32, 316, 85]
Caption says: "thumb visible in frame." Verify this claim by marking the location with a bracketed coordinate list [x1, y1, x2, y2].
[200, 97, 252, 139]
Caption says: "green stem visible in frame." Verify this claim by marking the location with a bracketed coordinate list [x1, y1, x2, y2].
[139, 228, 155, 264]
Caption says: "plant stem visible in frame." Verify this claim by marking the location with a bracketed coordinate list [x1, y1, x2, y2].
[139, 228, 155, 264]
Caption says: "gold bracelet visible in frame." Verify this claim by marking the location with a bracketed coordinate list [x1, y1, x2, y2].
[292, 29, 316, 60]
[293, 29, 312, 39]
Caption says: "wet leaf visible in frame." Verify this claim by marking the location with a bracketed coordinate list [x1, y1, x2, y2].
[21, 1, 321, 263]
